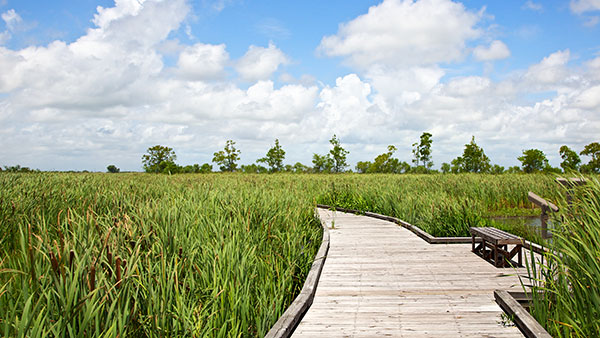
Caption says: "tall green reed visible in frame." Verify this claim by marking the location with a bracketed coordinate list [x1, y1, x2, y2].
[524, 176, 600, 337]
[0, 173, 323, 337]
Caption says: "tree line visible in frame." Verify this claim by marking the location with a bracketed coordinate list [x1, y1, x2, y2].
[136, 133, 600, 175]
[0, 165, 39, 173]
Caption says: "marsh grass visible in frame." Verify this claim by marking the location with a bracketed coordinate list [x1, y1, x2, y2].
[523, 176, 600, 337]
[0, 173, 323, 337]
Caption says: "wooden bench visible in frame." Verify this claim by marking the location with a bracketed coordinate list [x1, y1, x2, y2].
[470, 227, 523, 268]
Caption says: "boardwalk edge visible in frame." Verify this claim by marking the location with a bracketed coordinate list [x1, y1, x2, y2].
[494, 290, 552, 338]
[265, 208, 330, 338]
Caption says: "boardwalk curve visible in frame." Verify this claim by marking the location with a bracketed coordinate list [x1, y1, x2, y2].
[292, 209, 529, 337]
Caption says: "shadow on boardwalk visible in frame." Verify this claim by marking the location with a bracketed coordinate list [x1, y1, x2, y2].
[293, 209, 531, 337]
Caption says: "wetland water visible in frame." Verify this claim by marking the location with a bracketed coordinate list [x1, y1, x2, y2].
[490, 215, 555, 240]
[491, 216, 542, 228]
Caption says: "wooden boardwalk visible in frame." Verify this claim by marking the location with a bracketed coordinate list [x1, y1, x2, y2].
[292, 209, 530, 337]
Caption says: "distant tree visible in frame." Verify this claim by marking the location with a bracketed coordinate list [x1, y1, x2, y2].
[398, 161, 411, 174]
[410, 165, 430, 174]
[106, 165, 120, 173]
[580, 142, 600, 174]
[451, 136, 491, 173]
[181, 165, 194, 173]
[441, 162, 451, 174]
[199, 163, 212, 173]
[450, 158, 461, 173]
[241, 163, 268, 173]
[518, 149, 548, 173]
[282, 164, 292, 172]
[4, 165, 36, 173]
[312, 153, 333, 173]
[142, 145, 177, 173]
[543, 165, 562, 174]
[257, 139, 286, 172]
[182, 164, 206, 173]
[559, 145, 581, 172]
[355, 161, 371, 173]
[4, 165, 20, 172]
[292, 162, 309, 173]
[506, 166, 521, 174]
[161, 161, 181, 174]
[329, 134, 349, 173]
[4, 164, 25, 173]
[490, 164, 505, 174]
[213, 140, 241, 172]
[412, 132, 433, 170]
[368, 145, 405, 173]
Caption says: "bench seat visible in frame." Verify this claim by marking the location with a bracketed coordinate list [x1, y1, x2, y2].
[470, 227, 523, 268]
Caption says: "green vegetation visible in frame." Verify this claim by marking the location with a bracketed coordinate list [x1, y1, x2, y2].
[257, 139, 286, 173]
[412, 132, 433, 171]
[213, 140, 241, 172]
[316, 174, 560, 241]
[451, 136, 491, 173]
[141, 145, 212, 174]
[3, 165, 39, 173]
[2, 171, 597, 336]
[106, 165, 120, 173]
[355, 145, 411, 174]
[580, 142, 600, 173]
[518, 149, 549, 173]
[142, 145, 178, 173]
[525, 177, 600, 337]
[312, 134, 349, 173]
[559, 145, 581, 173]
[0, 173, 322, 337]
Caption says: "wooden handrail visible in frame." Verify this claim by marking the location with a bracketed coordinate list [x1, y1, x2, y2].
[527, 192, 558, 212]
[528, 192, 558, 239]
[556, 177, 586, 187]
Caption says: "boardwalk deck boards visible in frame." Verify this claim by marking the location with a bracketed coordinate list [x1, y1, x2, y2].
[292, 209, 531, 337]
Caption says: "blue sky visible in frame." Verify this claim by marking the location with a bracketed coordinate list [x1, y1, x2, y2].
[0, 0, 599, 171]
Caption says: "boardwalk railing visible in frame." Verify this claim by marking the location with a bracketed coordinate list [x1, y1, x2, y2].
[527, 192, 558, 239]
[529, 177, 586, 239]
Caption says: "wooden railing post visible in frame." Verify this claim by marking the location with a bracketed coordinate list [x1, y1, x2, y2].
[527, 192, 558, 239]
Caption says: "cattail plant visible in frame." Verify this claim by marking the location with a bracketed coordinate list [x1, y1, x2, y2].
[524, 176, 600, 337]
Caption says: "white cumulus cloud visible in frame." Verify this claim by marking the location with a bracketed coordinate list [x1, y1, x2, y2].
[177, 43, 229, 80]
[573, 85, 600, 109]
[0, 0, 189, 109]
[525, 49, 571, 85]
[235, 42, 288, 82]
[92, 0, 144, 29]
[473, 40, 511, 61]
[570, 0, 600, 14]
[318, 0, 482, 69]
[1, 9, 21, 31]
[522, 1, 543, 12]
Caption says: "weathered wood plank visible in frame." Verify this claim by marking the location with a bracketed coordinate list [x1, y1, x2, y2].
[495, 290, 552, 338]
[527, 192, 559, 212]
